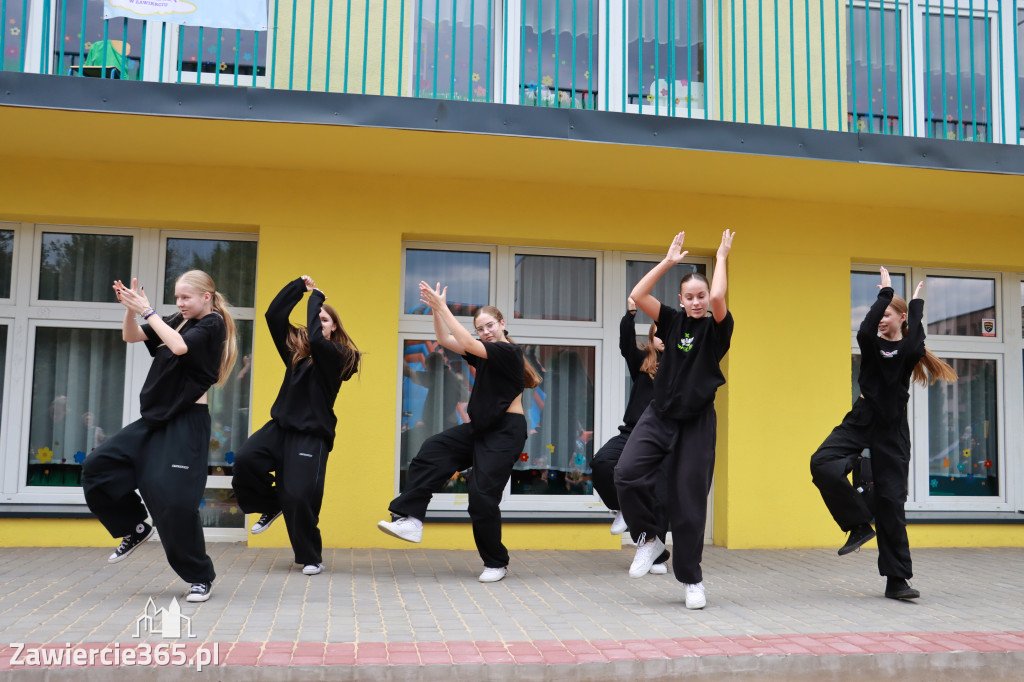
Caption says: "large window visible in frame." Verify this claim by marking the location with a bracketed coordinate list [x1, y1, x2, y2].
[0, 224, 257, 538]
[850, 266, 1020, 513]
[397, 242, 711, 516]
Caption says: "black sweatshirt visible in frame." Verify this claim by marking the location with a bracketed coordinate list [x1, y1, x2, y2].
[619, 310, 658, 431]
[464, 341, 525, 432]
[856, 287, 925, 423]
[140, 312, 225, 425]
[652, 303, 734, 420]
[265, 278, 357, 448]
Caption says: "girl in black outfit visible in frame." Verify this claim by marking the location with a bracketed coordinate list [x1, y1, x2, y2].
[811, 267, 957, 601]
[378, 282, 540, 583]
[615, 230, 734, 610]
[83, 270, 237, 603]
[232, 276, 360, 576]
[590, 297, 670, 574]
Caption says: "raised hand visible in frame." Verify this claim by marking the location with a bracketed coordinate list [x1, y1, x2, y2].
[878, 266, 892, 290]
[113, 278, 151, 315]
[665, 231, 688, 265]
[418, 281, 448, 312]
[912, 280, 924, 300]
[301, 275, 315, 291]
[717, 229, 735, 260]
[627, 296, 637, 312]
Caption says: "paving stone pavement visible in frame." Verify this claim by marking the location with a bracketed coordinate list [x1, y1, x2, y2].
[1, 543, 1022, 680]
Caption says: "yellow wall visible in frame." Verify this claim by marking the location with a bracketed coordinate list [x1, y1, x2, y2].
[1, 108, 1023, 551]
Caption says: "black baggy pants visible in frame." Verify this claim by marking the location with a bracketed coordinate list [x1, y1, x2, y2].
[615, 404, 716, 585]
[810, 398, 913, 580]
[389, 414, 527, 569]
[82, 405, 215, 584]
[591, 428, 670, 548]
[231, 421, 330, 566]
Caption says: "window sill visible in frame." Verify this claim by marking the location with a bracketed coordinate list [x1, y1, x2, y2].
[0, 504, 94, 518]
[907, 510, 1024, 524]
[425, 510, 615, 524]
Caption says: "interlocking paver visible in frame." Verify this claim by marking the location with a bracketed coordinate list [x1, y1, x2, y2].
[1, 544, 1023, 679]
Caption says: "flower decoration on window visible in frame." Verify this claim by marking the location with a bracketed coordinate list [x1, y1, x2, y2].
[37, 447, 54, 464]
[74, 451, 86, 464]
[984, 460, 992, 468]
[541, 75, 553, 87]
[519, 453, 529, 462]
[474, 85, 486, 98]
[472, 72, 480, 82]
[225, 451, 236, 465]
[219, 62, 229, 72]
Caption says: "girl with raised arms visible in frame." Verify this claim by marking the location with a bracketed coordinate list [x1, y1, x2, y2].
[83, 270, 237, 603]
[810, 267, 956, 600]
[378, 282, 540, 583]
[615, 230, 734, 610]
[232, 276, 360, 576]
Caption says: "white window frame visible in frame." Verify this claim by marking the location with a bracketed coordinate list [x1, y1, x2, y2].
[853, 264, 1017, 513]
[400, 242, 497, 323]
[396, 243, 713, 519]
[0, 223, 257, 541]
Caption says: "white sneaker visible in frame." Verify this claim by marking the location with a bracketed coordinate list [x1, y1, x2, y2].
[628, 534, 666, 578]
[650, 562, 668, 575]
[250, 511, 282, 534]
[478, 566, 507, 583]
[377, 516, 423, 543]
[609, 511, 628, 535]
[302, 563, 325, 575]
[685, 582, 706, 609]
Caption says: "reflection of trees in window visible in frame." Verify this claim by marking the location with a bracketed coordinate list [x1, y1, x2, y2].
[164, 239, 258, 307]
[38, 233, 133, 302]
[927, 358, 997, 497]
[0, 230, 13, 298]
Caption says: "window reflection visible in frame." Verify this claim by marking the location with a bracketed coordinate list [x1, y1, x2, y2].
[399, 340, 473, 491]
[38, 232, 133, 303]
[404, 249, 490, 316]
[846, 5, 902, 134]
[206, 319, 254, 477]
[199, 487, 244, 528]
[851, 271, 905, 331]
[164, 238, 258, 308]
[515, 344, 595, 496]
[928, 357, 997, 497]
[924, 12, 991, 142]
[0, 229, 12, 298]
[925, 276, 995, 337]
[415, 0, 495, 101]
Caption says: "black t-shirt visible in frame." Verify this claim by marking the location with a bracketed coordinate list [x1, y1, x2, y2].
[619, 310, 657, 431]
[265, 279, 357, 447]
[464, 341, 525, 432]
[140, 312, 225, 425]
[856, 287, 925, 423]
[651, 303, 733, 420]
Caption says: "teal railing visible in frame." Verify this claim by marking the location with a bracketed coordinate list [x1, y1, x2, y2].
[1, 1, 1022, 144]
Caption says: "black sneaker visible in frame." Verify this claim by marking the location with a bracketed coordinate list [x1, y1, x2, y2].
[838, 523, 876, 556]
[250, 511, 282, 534]
[885, 578, 920, 600]
[108, 522, 154, 564]
[186, 581, 212, 603]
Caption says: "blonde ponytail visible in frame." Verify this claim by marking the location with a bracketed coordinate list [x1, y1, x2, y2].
[912, 349, 958, 387]
[176, 270, 238, 386]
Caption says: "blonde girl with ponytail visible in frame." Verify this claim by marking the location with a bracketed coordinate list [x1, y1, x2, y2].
[83, 269, 234, 604]
[811, 267, 957, 603]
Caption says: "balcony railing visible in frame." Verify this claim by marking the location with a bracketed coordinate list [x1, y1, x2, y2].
[2, 1, 1022, 145]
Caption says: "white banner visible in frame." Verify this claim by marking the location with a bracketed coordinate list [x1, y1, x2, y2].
[103, 0, 269, 32]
